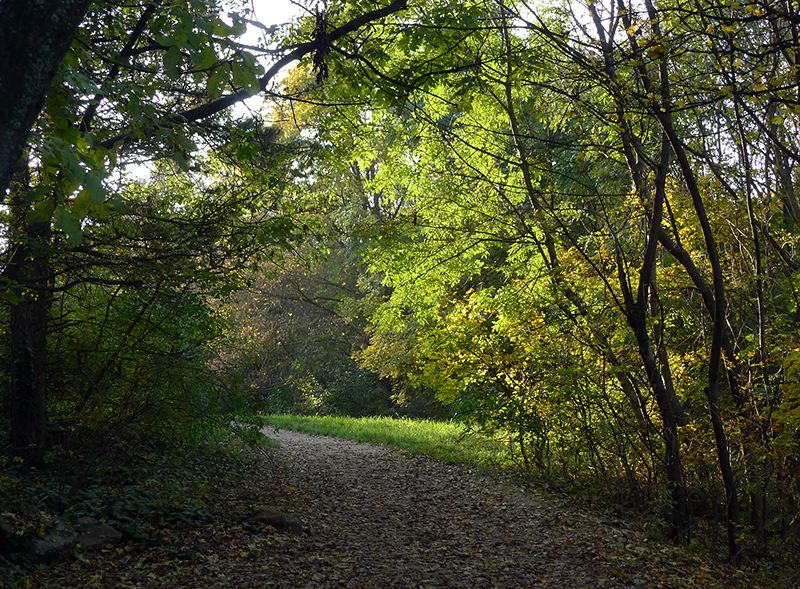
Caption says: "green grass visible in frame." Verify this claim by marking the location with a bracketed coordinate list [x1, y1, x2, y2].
[258, 414, 509, 468]
[227, 419, 282, 450]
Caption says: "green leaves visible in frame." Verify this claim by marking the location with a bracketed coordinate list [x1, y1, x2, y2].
[53, 205, 83, 244]
[231, 59, 262, 95]
[173, 151, 190, 172]
[206, 68, 228, 98]
[84, 172, 106, 204]
[164, 46, 183, 80]
[21, 122, 111, 242]
[26, 199, 56, 224]
[24, 185, 52, 204]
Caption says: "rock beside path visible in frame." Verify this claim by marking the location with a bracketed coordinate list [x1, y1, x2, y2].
[247, 508, 304, 536]
[78, 521, 123, 550]
[1, 512, 123, 563]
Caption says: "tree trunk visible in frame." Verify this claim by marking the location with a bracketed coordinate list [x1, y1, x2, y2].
[657, 113, 740, 560]
[0, 0, 92, 197]
[8, 220, 52, 460]
[628, 305, 690, 540]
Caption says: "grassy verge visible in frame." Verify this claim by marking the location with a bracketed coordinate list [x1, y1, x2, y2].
[258, 414, 509, 468]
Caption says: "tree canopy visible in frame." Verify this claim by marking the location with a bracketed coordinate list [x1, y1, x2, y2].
[2, 0, 800, 569]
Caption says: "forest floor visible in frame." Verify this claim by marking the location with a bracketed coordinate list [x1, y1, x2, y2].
[12, 429, 782, 588]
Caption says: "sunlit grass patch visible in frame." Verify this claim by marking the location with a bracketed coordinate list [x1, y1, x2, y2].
[258, 414, 508, 468]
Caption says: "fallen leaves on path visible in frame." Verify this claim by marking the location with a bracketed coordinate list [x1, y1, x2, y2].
[15, 430, 768, 588]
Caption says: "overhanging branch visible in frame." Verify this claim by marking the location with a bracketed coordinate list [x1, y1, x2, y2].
[101, 0, 408, 150]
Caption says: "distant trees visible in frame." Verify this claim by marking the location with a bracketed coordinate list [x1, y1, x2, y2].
[218, 69, 427, 417]
[220, 244, 395, 416]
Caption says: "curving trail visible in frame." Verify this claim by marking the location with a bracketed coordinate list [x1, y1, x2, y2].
[18, 428, 760, 589]
[255, 429, 728, 589]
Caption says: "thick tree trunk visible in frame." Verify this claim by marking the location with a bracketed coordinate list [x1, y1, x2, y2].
[8, 220, 52, 460]
[0, 0, 92, 197]
[4, 157, 52, 460]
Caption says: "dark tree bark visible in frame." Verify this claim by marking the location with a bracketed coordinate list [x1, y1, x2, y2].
[0, 0, 91, 458]
[4, 157, 52, 460]
[636, 0, 739, 553]
[0, 0, 93, 198]
[578, 0, 692, 540]
[8, 222, 52, 460]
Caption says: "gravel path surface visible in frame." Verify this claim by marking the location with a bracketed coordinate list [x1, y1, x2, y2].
[257, 429, 742, 589]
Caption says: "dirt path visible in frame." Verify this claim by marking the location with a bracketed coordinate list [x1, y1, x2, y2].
[17, 428, 762, 588]
[257, 429, 746, 589]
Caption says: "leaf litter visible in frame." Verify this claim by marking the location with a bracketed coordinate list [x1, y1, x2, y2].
[15, 429, 768, 588]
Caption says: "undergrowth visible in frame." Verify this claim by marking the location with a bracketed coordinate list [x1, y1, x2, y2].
[0, 421, 277, 587]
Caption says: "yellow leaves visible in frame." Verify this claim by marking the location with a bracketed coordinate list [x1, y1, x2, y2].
[773, 344, 800, 431]
[646, 44, 665, 60]
[769, 74, 786, 87]
[744, 3, 765, 16]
